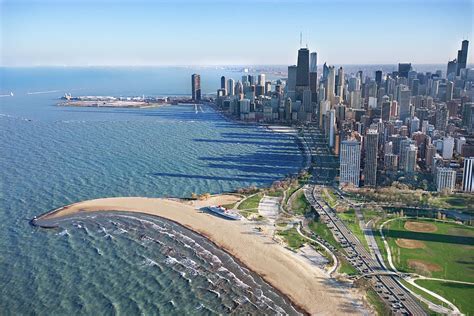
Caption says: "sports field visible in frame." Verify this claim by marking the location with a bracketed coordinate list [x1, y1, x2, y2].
[381, 218, 474, 314]
[382, 219, 474, 282]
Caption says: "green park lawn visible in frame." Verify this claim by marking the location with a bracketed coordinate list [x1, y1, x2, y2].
[290, 190, 311, 215]
[308, 218, 341, 250]
[321, 188, 338, 208]
[237, 193, 263, 210]
[415, 279, 474, 316]
[381, 218, 474, 283]
[277, 227, 306, 249]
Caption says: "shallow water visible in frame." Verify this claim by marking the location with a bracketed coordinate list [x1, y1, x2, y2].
[0, 67, 303, 314]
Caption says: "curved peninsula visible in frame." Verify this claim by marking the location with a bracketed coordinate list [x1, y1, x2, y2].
[34, 195, 365, 315]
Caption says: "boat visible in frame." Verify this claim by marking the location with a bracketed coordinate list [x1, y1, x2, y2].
[206, 205, 241, 220]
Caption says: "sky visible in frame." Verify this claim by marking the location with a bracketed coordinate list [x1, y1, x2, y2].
[0, 0, 473, 66]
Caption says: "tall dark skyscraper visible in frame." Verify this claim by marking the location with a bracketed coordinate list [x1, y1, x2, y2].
[456, 40, 469, 75]
[296, 48, 310, 87]
[398, 63, 412, 78]
[310, 52, 318, 101]
[375, 70, 382, 85]
[447, 59, 458, 77]
[191, 74, 201, 101]
[220, 76, 226, 91]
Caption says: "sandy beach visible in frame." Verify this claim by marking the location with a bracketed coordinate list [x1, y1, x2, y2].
[35, 195, 365, 315]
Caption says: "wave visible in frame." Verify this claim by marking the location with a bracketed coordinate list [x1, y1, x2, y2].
[56, 229, 69, 237]
[27, 90, 60, 95]
[141, 257, 159, 267]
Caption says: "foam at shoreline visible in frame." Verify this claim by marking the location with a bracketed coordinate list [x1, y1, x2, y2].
[33, 195, 365, 315]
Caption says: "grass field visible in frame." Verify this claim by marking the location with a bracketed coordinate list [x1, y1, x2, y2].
[399, 279, 446, 309]
[321, 188, 338, 208]
[266, 189, 284, 197]
[284, 184, 300, 205]
[277, 227, 306, 249]
[237, 193, 263, 210]
[415, 279, 474, 316]
[430, 194, 474, 213]
[366, 288, 391, 316]
[290, 190, 311, 215]
[381, 218, 474, 283]
[308, 218, 340, 249]
[338, 257, 358, 276]
[338, 209, 370, 251]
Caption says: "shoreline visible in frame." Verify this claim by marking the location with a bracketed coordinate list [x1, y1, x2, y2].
[33, 196, 365, 315]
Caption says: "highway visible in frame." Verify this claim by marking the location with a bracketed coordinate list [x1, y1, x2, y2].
[305, 185, 426, 316]
[298, 125, 426, 315]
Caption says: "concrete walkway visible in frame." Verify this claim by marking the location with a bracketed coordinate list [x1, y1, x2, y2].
[296, 224, 338, 276]
[258, 195, 280, 236]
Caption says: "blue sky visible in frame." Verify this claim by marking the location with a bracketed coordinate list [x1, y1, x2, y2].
[1, 0, 472, 66]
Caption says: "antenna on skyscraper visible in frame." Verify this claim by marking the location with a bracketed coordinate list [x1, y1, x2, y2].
[300, 32, 302, 47]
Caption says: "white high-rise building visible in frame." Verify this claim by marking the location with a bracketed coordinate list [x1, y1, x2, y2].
[462, 157, 474, 192]
[442, 136, 454, 159]
[258, 74, 266, 86]
[350, 90, 362, 109]
[340, 140, 361, 187]
[410, 117, 420, 135]
[456, 137, 466, 154]
[436, 167, 456, 193]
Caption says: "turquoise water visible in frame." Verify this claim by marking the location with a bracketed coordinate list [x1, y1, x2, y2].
[0, 68, 303, 314]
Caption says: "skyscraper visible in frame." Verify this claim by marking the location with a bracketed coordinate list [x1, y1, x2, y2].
[310, 52, 318, 101]
[287, 65, 297, 98]
[375, 70, 382, 85]
[191, 74, 201, 101]
[296, 48, 310, 87]
[328, 109, 336, 148]
[327, 66, 336, 105]
[435, 104, 448, 130]
[398, 63, 412, 78]
[337, 67, 344, 97]
[258, 74, 266, 86]
[340, 140, 361, 187]
[220, 76, 227, 94]
[363, 129, 378, 186]
[446, 81, 454, 101]
[447, 59, 458, 78]
[398, 85, 411, 121]
[462, 157, 474, 192]
[456, 40, 469, 75]
[227, 78, 235, 96]
[404, 145, 417, 173]
[436, 168, 456, 193]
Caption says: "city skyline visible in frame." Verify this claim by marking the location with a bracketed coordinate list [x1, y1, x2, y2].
[1, 0, 473, 66]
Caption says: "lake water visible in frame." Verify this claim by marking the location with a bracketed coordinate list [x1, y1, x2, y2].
[0, 67, 304, 314]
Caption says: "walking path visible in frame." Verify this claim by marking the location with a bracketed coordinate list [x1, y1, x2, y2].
[296, 224, 338, 275]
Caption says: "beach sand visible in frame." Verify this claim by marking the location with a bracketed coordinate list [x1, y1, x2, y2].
[35, 195, 365, 315]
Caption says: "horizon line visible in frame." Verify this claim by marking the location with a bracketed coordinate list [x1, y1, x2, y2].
[0, 63, 458, 68]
